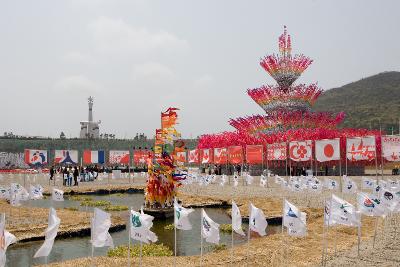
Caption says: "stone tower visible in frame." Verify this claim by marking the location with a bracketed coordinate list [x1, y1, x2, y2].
[80, 96, 101, 139]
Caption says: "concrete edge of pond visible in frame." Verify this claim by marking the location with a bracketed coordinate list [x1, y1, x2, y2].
[42, 187, 145, 196]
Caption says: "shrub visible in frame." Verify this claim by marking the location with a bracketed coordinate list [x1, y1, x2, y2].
[107, 244, 173, 257]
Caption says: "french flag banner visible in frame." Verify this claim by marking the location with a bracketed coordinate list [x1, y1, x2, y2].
[83, 150, 105, 164]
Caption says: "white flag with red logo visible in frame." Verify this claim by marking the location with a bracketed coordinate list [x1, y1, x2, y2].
[267, 143, 287, 160]
[346, 137, 376, 161]
[201, 149, 211, 164]
[289, 141, 312, 162]
[382, 135, 400, 162]
[315, 139, 340, 162]
[188, 149, 199, 163]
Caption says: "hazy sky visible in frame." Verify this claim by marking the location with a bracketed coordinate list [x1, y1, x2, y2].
[0, 0, 399, 139]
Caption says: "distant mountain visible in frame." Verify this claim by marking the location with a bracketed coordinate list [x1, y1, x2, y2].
[313, 71, 400, 133]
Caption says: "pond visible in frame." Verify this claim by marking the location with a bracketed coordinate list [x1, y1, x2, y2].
[7, 194, 280, 266]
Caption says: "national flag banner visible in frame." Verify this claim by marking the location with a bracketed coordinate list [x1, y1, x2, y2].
[130, 208, 158, 244]
[174, 199, 194, 230]
[289, 140, 312, 162]
[315, 139, 340, 162]
[188, 149, 199, 163]
[267, 143, 287, 160]
[214, 148, 227, 164]
[109, 150, 130, 164]
[201, 149, 212, 164]
[54, 150, 78, 164]
[175, 151, 187, 164]
[246, 145, 263, 164]
[357, 192, 386, 217]
[24, 149, 48, 166]
[201, 209, 220, 244]
[328, 194, 360, 227]
[382, 135, 400, 162]
[52, 188, 64, 201]
[83, 150, 105, 165]
[346, 136, 376, 161]
[249, 203, 268, 236]
[361, 177, 377, 189]
[91, 208, 114, 248]
[134, 150, 152, 165]
[228, 146, 243, 164]
[231, 200, 245, 236]
[34, 208, 60, 258]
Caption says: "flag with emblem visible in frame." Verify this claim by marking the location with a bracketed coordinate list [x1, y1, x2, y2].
[328, 194, 360, 227]
[201, 209, 220, 244]
[130, 209, 158, 244]
[52, 188, 64, 201]
[357, 192, 386, 217]
[30, 185, 43, 200]
[174, 199, 194, 230]
[283, 200, 305, 231]
[249, 203, 268, 236]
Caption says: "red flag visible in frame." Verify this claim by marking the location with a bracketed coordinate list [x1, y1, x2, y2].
[246, 145, 263, 164]
[201, 149, 213, 164]
[289, 141, 312, 162]
[267, 143, 287, 160]
[228, 146, 243, 164]
[315, 139, 340, 162]
[214, 148, 227, 164]
[188, 149, 199, 163]
[346, 136, 376, 162]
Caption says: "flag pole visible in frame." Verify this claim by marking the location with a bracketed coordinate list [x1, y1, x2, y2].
[246, 203, 251, 267]
[91, 213, 94, 267]
[321, 198, 326, 266]
[128, 207, 131, 267]
[231, 188, 234, 267]
[357, 219, 361, 257]
[281, 197, 285, 267]
[373, 217, 378, 248]
[174, 201, 177, 267]
[140, 240, 142, 267]
[200, 209, 203, 267]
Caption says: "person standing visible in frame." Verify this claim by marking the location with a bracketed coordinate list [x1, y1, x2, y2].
[49, 166, 54, 180]
[73, 166, 79, 186]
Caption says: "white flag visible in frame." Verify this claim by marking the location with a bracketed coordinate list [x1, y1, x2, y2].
[324, 178, 338, 190]
[260, 175, 268, 187]
[0, 188, 10, 200]
[329, 194, 360, 227]
[231, 201, 245, 236]
[174, 199, 194, 230]
[357, 192, 386, 217]
[233, 174, 239, 187]
[249, 203, 268, 236]
[381, 189, 400, 212]
[52, 188, 64, 201]
[91, 208, 114, 248]
[342, 176, 357, 194]
[34, 208, 61, 257]
[245, 174, 254, 185]
[220, 175, 227, 187]
[201, 209, 220, 244]
[283, 200, 305, 230]
[30, 185, 43, 200]
[287, 212, 307, 237]
[130, 209, 158, 244]
[361, 177, 376, 190]
[0, 217, 16, 267]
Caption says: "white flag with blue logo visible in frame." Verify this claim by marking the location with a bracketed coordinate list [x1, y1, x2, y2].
[381, 189, 400, 212]
[283, 200, 305, 231]
[174, 199, 194, 230]
[30, 185, 43, 200]
[328, 194, 360, 227]
[52, 188, 64, 202]
[201, 209, 220, 244]
[249, 203, 268, 236]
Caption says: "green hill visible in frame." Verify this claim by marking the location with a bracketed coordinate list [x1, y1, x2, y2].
[313, 71, 400, 133]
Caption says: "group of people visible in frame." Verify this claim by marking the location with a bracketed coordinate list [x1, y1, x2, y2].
[49, 165, 102, 186]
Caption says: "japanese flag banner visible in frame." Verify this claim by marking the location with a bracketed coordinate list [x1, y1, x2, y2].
[315, 139, 340, 162]
[289, 141, 312, 162]
[267, 143, 287, 160]
[214, 148, 227, 164]
[188, 149, 199, 163]
[346, 136, 376, 161]
[382, 135, 400, 162]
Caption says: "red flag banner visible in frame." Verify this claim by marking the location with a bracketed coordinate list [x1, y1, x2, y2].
[188, 149, 199, 163]
[315, 139, 340, 162]
[382, 135, 400, 162]
[134, 150, 152, 165]
[346, 136, 376, 162]
[176, 151, 187, 163]
[289, 140, 312, 162]
[228, 146, 243, 164]
[267, 143, 287, 160]
[246, 145, 263, 164]
[201, 149, 212, 164]
[214, 148, 227, 164]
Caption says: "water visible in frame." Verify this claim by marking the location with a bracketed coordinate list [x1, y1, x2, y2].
[6, 194, 280, 266]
